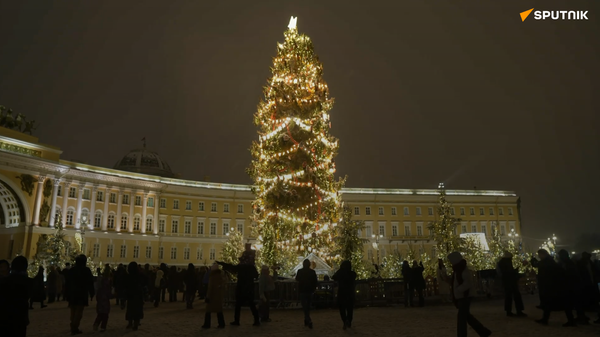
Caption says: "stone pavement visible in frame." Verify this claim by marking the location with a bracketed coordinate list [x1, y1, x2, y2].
[27, 294, 599, 336]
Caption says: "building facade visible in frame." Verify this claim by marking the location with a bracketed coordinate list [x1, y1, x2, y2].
[0, 127, 521, 267]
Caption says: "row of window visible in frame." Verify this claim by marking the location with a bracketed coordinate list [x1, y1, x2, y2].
[60, 209, 245, 235]
[84, 243, 217, 261]
[162, 200, 244, 213]
[354, 206, 514, 217]
[362, 221, 516, 237]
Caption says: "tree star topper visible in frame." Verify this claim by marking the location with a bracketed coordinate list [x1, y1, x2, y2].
[288, 16, 297, 30]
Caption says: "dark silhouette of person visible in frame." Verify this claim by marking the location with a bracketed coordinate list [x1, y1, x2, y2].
[0, 259, 9, 279]
[184, 263, 197, 309]
[153, 269, 165, 307]
[65, 254, 95, 335]
[0, 256, 31, 337]
[577, 251, 599, 324]
[202, 263, 226, 329]
[296, 258, 318, 329]
[332, 260, 357, 330]
[497, 251, 526, 317]
[448, 252, 492, 337]
[401, 260, 411, 307]
[125, 262, 145, 330]
[218, 250, 261, 326]
[93, 267, 112, 332]
[29, 266, 47, 309]
[557, 249, 580, 326]
[534, 249, 575, 326]
[410, 260, 425, 307]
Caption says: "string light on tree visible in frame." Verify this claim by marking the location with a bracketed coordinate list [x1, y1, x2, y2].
[248, 16, 345, 270]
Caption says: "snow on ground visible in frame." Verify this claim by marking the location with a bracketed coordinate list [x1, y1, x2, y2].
[27, 294, 599, 337]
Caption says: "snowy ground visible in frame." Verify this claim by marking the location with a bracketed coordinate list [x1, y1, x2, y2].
[27, 294, 599, 337]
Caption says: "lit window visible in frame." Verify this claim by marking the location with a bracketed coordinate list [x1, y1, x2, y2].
[211, 203, 217, 212]
[173, 200, 179, 210]
[135, 196, 141, 206]
[199, 202, 205, 211]
[416, 207, 422, 216]
[185, 201, 192, 210]
[354, 207, 360, 215]
[365, 207, 371, 215]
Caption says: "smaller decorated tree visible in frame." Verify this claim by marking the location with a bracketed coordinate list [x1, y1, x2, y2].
[221, 228, 245, 265]
[380, 251, 403, 278]
[333, 205, 370, 278]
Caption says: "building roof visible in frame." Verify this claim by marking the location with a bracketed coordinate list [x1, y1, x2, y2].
[113, 148, 175, 178]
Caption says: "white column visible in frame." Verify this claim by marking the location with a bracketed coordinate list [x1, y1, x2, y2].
[49, 179, 60, 228]
[102, 187, 110, 231]
[128, 191, 135, 232]
[115, 190, 122, 232]
[89, 187, 97, 230]
[75, 186, 84, 229]
[61, 182, 71, 224]
[141, 193, 148, 234]
[153, 193, 160, 235]
[32, 176, 46, 226]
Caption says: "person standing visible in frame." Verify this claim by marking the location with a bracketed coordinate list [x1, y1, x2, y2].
[332, 260, 357, 330]
[66, 255, 95, 335]
[93, 267, 112, 332]
[296, 259, 318, 329]
[124, 262, 145, 330]
[410, 261, 425, 307]
[534, 249, 574, 326]
[0, 256, 31, 337]
[202, 263, 226, 329]
[448, 252, 492, 337]
[184, 263, 197, 309]
[401, 260, 412, 307]
[437, 259, 452, 304]
[577, 252, 600, 325]
[153, 269, 165, 308]
[47, 266, 58, 303]
[29, 266, 47, 309]
[497, 251, 526, 317]
[218, 250, 261, 327]
[258, 265, 275, 323]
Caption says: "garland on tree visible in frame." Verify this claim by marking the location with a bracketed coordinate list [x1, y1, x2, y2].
[427, 184, 462, 272]
[248, 17, 344, 270]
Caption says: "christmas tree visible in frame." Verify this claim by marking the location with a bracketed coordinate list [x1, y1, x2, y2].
[333, 205, 369, 278]
[221, 228, 245, 265]
[248, 16, 344, 269]
[427, 184, 462, 271]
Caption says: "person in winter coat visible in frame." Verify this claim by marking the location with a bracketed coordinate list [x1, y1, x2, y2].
[47, 266, 58, 303]
[448, 252, 492, 337]
[167, 266, 179, 302]
[534, 249, 574, 326]
[184, 264, 197, 309]
[0, 256, 31, 337]
[93, 267, 112, 332]
[202, 263, 226, 329]
[125, 262, 145, 330]
[332, 260, 357, 330]
[296, 259, 318, 329]
[218, 250, 261, 327]
[29, 266, 47, 309]
[153, 270, 165, 307]
[409, 261, 425, 307]
[557, 249, 580, 326]
[258, 265, 275, 322]
[401, 260, 411, 307]
[114, 264, 127, 309]
[56, 267, 65, 302]
[159, 263, 169, 302]
[497, 251, 526, 317]
[66, 254, 95, 335]
[437, 259, 452, 303]
[577, 252, 600, 324]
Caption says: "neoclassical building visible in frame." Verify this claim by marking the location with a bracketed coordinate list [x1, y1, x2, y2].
[0, 127, 521, 267]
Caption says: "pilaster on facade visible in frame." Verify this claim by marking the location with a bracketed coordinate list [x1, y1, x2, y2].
[115, 190, 122, 232]
[102, 187, 110, 231]
[141, 193, 148, 234]
[75, 185, 84, 229]
[128, 190, 135, 233]
[49, 178, 60, 227]
[89, 186, 98, 230]
[61, 181, 71, 224]
[153, 193, 160, 235]
[32, 175, 46, 226]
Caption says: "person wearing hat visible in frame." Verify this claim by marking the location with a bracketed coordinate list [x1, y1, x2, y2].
[448, 252, 491, 337]
[497, 251, 526, 317]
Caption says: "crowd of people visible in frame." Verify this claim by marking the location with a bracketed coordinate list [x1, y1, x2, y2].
[0, 247, 598, 337]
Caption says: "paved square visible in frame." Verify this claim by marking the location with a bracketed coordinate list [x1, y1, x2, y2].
[27, 294, 599, 336]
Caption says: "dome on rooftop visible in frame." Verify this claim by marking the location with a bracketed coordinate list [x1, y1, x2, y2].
[113, 147, 175, 178]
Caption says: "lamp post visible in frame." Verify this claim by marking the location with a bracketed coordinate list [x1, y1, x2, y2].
[371, 233, 382, 266]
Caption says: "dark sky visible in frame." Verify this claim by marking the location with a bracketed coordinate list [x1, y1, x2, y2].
[1, 0, 599, 250]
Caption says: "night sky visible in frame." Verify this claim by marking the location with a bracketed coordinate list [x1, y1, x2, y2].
[0, 1, 598, 250]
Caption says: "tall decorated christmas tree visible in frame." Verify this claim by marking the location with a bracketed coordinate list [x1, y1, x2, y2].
[248, 17, 344, 270]
[427, 183, 462, 271]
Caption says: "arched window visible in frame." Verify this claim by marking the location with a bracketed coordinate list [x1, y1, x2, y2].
[66, 209, 74, 225]
[134, 215, 141, 231]
[146, 216, 153, 232]
[94, 211, 102, 228]
[108, 213, 115, 229]
[121, 214, 128, 230]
